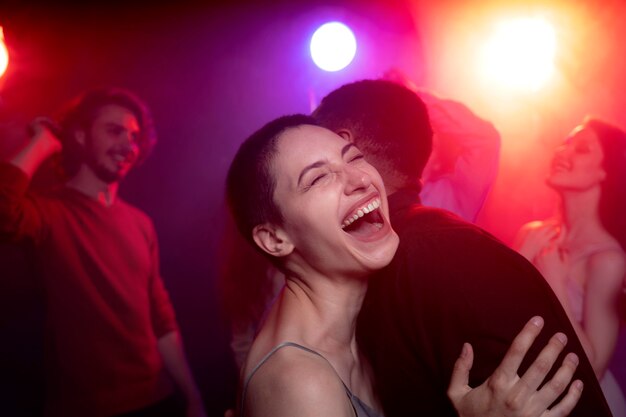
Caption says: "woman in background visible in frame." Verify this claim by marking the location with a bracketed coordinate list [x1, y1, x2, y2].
[514, 117, 626, 416]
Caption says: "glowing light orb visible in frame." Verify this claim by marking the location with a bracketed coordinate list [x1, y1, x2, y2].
[481, 18, 556, 92]
[0, 27, 8, 79]
[310, 22, 357, 72]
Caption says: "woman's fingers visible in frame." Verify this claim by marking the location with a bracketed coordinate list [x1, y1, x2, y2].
[504, 332, 580, 416]
[447, 343, 474, 401]
[533, 352, 580, 413]
[544, 379, 584, 417]
[495, 316, 545, 381]
[518, 332, 568, 392]
[448, 317, 584, 417]
[530, 224, 559, 244]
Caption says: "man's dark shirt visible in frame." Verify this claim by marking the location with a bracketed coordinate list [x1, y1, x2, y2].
[357, 186, 611, 417]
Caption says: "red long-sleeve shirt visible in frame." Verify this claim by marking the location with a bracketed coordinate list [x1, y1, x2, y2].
[0, 162, 178, 417]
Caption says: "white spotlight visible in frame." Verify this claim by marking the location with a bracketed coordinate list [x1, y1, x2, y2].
[310, 21, 357, 72]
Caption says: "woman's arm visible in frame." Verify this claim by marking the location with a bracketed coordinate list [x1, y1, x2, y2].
[579, 251, 624, 377]
[536, 246, 624, 379]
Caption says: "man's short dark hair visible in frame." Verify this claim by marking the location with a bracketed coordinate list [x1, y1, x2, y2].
[313, 79, 433, 182]
[58, 87, 157, 176]
[226, 114, 318, 246]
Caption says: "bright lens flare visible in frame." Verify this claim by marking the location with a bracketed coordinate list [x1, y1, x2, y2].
[0, 27, 8, 79]
[310, 22, 357, 72]
[481, 18, 556, 92]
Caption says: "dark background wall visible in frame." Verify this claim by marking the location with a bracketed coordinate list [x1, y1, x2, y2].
[1, 1, 625, 416]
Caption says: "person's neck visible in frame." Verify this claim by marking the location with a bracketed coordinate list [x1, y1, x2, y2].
[559, 186, 604, 244]
[250, 265, 370, 392]
[66, 167, 120, 207]
[382, 176, 419, 197]
[277, 268, 367, 353]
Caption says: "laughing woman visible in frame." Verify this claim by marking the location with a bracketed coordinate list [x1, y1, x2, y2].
[227, 114, 582, 417]
[514, 117, 626, 416]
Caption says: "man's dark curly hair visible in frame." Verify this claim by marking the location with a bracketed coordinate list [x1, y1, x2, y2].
[58, 87, 156, 176]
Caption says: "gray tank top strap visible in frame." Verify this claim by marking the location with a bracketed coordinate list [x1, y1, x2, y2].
[240, 342, 327, 416]
[240, 341, 384, 417]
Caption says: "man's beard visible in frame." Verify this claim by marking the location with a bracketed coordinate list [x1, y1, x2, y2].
[90, 160, 125, 184]
[83, 148, 127, 184]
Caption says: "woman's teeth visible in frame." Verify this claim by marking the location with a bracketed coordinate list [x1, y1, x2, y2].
[341, 199, 380, 229]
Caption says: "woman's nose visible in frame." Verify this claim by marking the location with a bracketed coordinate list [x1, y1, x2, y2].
[344, 165, 371, 193]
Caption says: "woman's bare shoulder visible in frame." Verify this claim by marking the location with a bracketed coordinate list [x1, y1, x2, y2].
[243, 344, 354, 417]
[587, 247, 626, 273]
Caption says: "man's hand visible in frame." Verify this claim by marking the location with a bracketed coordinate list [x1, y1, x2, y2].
[29, 117, 63, 155]
[448, 316, 583, 417]
[9, 117, 63, 177]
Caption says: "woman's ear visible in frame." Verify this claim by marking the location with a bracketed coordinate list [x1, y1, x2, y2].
[252, 223, 294, 258]
[336, 129, 355, 143]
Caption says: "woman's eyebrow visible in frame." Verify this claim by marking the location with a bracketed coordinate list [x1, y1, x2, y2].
[341, 143, 355, 157]
[297, 161, 325, 186]
[297, 143, 357, 186]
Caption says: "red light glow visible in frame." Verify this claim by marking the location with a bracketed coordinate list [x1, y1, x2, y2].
[0, 27, 9, 80]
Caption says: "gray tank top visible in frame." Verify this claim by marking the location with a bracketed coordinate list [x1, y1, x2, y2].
[241, 341, 384, 417]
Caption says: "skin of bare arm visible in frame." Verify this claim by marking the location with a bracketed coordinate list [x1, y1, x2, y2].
[9, 119, 62, 177]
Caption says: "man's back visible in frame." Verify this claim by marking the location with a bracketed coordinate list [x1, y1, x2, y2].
[357, 187, 612, 417]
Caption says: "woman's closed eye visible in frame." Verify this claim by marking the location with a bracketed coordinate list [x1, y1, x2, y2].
[349, 153, 365, 163]
[309, 173, 328, 187]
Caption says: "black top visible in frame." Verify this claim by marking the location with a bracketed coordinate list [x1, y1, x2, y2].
[357, 187, 612, 417]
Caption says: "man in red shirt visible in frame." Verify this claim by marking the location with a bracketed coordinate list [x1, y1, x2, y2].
[0, 88, 206, 417]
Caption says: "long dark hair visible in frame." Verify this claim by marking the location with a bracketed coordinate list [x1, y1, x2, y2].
[584, 117, 626, 250]
[584, 117, 626, 321]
